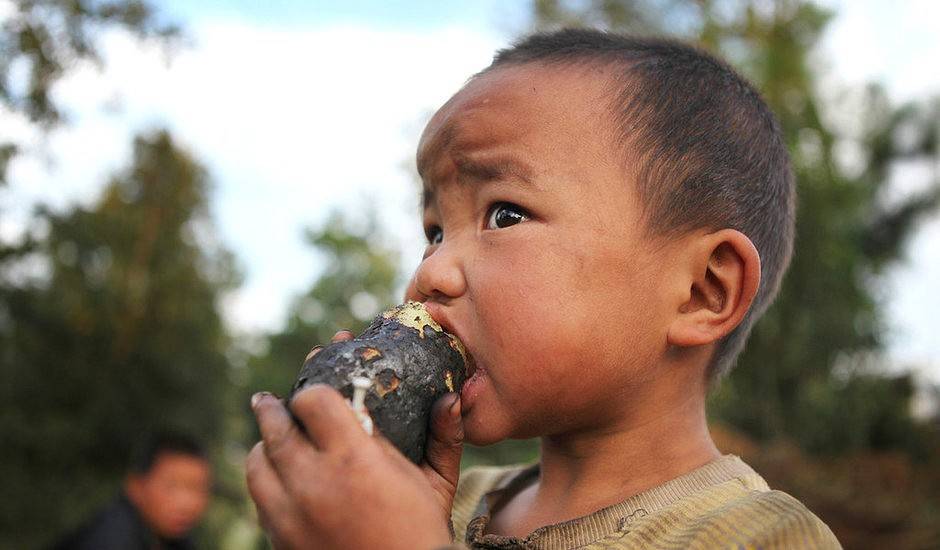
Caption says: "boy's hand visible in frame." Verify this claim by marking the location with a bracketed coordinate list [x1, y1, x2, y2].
[246, 331, 464, 550]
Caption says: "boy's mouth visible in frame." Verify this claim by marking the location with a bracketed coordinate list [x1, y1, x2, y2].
[463, 350, 478, 379]
[421, 302, 477, 379]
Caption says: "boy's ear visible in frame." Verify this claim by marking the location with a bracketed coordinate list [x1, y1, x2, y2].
[667, 229, 761, 348]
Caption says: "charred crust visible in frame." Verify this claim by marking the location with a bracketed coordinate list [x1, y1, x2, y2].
[290, 302, 467, 463]
[357, 347, 383, 362]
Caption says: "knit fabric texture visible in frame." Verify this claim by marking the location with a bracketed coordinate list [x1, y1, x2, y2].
[447, 455, 841, 549]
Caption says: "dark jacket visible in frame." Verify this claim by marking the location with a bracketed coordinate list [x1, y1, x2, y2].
[50, 493, 195, 550]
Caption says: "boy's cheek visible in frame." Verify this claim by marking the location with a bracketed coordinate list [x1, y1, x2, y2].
[472, 291, 659, 425]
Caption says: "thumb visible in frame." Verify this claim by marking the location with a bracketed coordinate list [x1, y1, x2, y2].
[422, 392, 464, 500]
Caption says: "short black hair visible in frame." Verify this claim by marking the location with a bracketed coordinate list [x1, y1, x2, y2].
[486, 29, 795, 380]
[128, 431, 207, 474]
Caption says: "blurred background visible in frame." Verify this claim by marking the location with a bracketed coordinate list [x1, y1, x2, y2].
[1, 0, 938, 548]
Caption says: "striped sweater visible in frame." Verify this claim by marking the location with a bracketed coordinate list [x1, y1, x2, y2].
[447, 455, 840, 549]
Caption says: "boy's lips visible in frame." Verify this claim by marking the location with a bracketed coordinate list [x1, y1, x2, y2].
[463, 349, 478, 379]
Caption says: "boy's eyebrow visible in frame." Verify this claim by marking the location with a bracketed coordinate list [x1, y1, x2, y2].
[422, 154, 536, 209]
[416, 119, 459, 181]
[453, 154, 535, 186]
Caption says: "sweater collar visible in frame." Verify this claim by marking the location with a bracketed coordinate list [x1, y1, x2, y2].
[465, 454, 765, 549]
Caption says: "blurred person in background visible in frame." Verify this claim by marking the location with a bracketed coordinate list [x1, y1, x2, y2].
[50, 433, 212, 550]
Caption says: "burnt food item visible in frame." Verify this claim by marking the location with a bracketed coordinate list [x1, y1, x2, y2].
[289, 301, 468, 463]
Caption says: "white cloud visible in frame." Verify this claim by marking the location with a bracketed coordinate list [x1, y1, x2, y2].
[818, 0, 940, 102]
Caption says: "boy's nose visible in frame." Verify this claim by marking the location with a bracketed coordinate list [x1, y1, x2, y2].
[408, 242, 467, 302]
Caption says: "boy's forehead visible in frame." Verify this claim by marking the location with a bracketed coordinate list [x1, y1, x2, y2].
[416, 65, 615, 180]
[417, 70, 527, 166]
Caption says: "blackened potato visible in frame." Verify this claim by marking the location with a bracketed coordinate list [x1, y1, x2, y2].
[289, 301, 467, 463]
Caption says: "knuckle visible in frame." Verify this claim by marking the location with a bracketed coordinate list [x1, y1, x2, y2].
[263, 423, 298, 464]
[265, 437, 292, 465]
[324, 439, 355, 468]
[332, 440, 379, 474]
[290, 384, 346, 419]
[291, 384, 343, 416]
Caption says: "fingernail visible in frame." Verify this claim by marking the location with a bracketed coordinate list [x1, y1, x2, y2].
[251, 392, 272, 409]
[304, 346, 323, 362]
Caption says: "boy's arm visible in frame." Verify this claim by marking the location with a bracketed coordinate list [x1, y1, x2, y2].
[246, 371, 464, 550]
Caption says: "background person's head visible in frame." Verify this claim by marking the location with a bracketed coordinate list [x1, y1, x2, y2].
[124, 432, 212, 540]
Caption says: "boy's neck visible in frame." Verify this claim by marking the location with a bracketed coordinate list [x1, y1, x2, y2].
[539, 389, 718, 508]
[490, 366, 719, 537]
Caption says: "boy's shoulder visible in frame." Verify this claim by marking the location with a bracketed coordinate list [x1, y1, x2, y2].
[648, 479, 841, 549]
[451, 456, 841, 549]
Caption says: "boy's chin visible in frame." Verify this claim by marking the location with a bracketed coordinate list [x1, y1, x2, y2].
[463, 432, 505, 447]
[461, 415, 534, 447]
[461, 420, 511, 447]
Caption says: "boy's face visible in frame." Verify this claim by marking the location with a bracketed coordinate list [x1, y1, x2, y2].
[407, 64, 684, 445]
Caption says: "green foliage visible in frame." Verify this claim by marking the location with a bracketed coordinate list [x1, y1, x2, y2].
[0, 0, 177, 182]
[462, 440, 540, 470]
[247, 212, 401, 418]
[530, 0, 940, 456]
[0, 130, 239, 548]
[0, 0, 177, 126]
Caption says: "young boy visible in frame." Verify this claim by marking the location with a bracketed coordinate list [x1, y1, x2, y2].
[246, 29, 841, 549]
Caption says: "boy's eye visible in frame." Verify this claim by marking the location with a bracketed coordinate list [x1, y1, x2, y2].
[425, 225, 443, 245]
[486, 202, 529, 230]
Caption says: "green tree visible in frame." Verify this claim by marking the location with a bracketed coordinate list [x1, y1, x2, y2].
[0, 130, 239, 548]
[0, 0, 177, 182]
[529, 0, 940, 455]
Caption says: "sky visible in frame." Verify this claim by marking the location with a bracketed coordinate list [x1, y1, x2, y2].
[1, 0, 938, 382]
